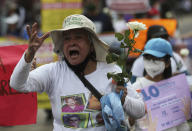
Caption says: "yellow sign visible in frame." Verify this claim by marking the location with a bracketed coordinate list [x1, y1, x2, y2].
[39, 0, 82, 108]
[37, 92, 51, 109]
[41, 0, 82, 32]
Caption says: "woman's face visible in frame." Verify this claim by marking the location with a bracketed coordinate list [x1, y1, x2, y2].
[63, 29, 91, 65]
[69, 116, 80, 127]
[143, 54, 166, 78]
[66, 98, 76, 107]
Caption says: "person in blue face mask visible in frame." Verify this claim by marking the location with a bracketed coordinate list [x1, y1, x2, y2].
[131, 38, 191, 131]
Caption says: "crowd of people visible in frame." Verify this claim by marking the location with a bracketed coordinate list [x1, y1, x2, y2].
[0, 0, 41, 39]
[1, 0, 192, 131]
[1, 0, 191, 38]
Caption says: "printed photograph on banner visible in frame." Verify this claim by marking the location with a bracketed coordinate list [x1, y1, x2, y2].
[61, 93, 86, 112]
[90, 111, 104, 127]
[62, 113, 89, 128]
[85, 93, 101, 111]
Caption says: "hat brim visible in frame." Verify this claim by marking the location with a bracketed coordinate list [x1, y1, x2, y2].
[50, 25, 109, 62]
[142, 50, 166, 58]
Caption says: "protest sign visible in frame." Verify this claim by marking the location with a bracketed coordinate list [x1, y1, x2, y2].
[0, 45, 37, 126]
[106, 0, 150, 14]
[141, 74, 191, 131]
[0, 37, 53, 109]
[41, 0, 82, 33]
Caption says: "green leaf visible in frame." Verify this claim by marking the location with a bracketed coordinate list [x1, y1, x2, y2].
[106, 53, 119, 64]
[115, 33, 124, 41]
[106, 54, 113, 64]
[128, 72, 132, 80]
[112, 75, 120, 82]
[128, 47, 133, 53]
[111, 53, 119, 61]
[120, 42, 127, 48]
[122, 70, 128, 77]
[107, 73, 113, 79]
[108, 72, 127, 85]
[130, 39, 136, 45]
[124, 37, 130, 45]
[124, 30, 130, 38]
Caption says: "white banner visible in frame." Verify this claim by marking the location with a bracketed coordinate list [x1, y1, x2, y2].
[106, 0, 150, 14]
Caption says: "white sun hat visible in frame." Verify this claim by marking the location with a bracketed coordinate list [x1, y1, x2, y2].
[50, 14, 109, 62]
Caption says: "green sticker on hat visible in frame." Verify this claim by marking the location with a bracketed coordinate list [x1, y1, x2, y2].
[65, 16, 84, 26]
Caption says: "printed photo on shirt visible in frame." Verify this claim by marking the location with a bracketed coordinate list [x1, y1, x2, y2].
[61, 93, 86, 112]
[85, 93, 101, 111]
[90, 111, 104, 127]
[62, 113, 90, 128]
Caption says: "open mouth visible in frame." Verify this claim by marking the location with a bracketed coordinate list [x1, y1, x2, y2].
[69, 50, 79, 58]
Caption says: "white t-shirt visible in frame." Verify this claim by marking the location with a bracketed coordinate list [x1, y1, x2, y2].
[131, 52, 187, 77]
[10, 54, 145, 131]
[132, 77, 190, 131]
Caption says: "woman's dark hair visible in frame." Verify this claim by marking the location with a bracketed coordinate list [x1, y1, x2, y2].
[162, 55, 172, 79]
[143, 55, 172, 79]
